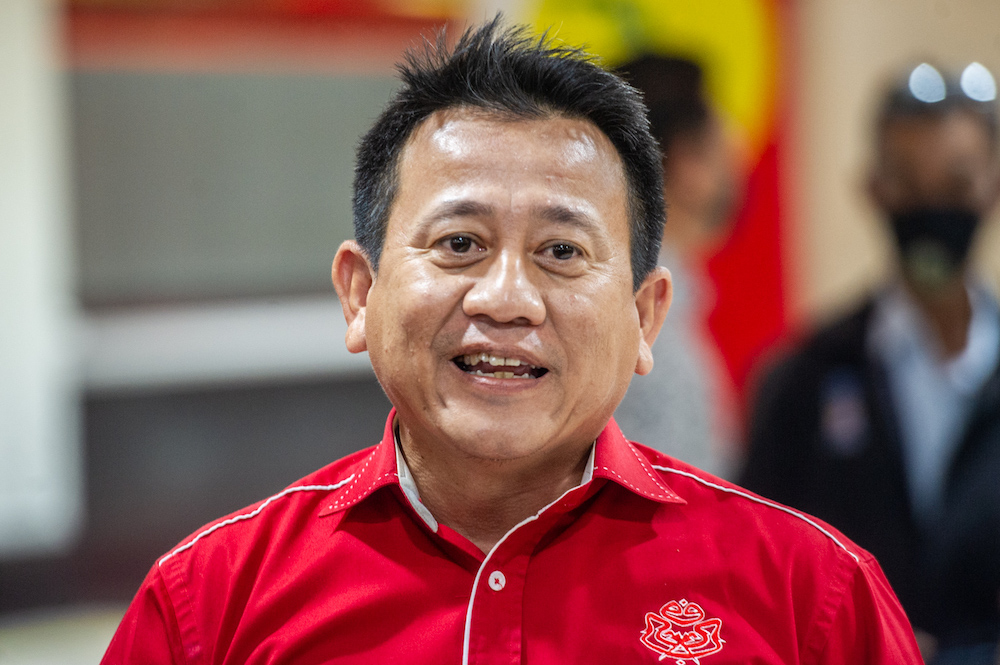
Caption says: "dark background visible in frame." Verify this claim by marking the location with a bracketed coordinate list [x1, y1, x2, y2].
[1, 377, 391, 612]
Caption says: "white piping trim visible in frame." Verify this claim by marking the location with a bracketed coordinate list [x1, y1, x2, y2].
[157, 477, 355, 566]
[652, 465, 860, 564]
[461, 481, 590, 665]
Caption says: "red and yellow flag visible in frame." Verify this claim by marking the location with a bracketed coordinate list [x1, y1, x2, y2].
[525, 0, 794, 404]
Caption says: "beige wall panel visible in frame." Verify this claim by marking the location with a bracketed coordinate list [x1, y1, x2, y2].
[794, 0, 1000, 324]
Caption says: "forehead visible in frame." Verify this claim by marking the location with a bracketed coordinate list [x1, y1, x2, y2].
[396, 107, 628, 195]
[879, 111, 995, 167]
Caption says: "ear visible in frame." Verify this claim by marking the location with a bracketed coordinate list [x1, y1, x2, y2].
[633, 266, 673, 376]
[332, 240, 375, 354]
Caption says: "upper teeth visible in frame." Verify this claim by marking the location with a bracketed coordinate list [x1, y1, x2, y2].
[463, 352, 528, 368]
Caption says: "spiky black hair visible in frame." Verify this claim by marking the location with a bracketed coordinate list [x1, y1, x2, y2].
[352, 15, 665, 290]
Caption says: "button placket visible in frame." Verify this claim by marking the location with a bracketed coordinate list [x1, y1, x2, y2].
[466, 549, 528, 664]
[465, 497, 586, 664]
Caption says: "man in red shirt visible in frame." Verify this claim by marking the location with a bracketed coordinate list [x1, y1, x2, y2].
[103, 17, 921, 664]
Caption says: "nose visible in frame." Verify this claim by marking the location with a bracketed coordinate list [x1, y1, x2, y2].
[462, 250, 546, 325]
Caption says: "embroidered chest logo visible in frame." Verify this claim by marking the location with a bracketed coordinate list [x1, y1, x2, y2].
[640, 598, 725, 663]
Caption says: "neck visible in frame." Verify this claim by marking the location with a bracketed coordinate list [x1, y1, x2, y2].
[398, 427, 591, 554]
[903, 275, 973, 358]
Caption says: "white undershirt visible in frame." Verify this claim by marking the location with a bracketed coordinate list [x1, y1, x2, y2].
[867, 282, 1000, 526]
[393, 425, 596, 532]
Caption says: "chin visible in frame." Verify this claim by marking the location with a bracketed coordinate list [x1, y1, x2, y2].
[442, 416, 557, 460]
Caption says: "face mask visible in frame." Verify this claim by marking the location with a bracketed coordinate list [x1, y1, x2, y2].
[887, 207, 981, 290]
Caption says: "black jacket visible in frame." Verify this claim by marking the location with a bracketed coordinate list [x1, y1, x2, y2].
[741, 298, 1000, 648]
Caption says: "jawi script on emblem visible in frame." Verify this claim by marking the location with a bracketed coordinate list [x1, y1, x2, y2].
[639, 598, 725, 664]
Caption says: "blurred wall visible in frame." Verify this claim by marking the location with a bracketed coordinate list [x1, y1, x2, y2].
[792, 0, 1000, 324]
[2, 6, 414, 612]
[0, 0, 81, 559]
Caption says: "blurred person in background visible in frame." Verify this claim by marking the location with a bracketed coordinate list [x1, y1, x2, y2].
[614, 54, 745, 478]
[742, 62, 1000, 664]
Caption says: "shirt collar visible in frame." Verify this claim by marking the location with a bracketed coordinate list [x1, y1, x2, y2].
[394, 428, 600, 532]
[591, 417, 684, 503]
[319, 409, 683, 520]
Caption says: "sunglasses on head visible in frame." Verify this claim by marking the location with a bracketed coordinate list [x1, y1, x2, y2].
[906, 62, 996, 104]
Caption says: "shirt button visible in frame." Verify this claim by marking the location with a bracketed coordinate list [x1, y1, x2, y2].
[488, 570, 506, 591]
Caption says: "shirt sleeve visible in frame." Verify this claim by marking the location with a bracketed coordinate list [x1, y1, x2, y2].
[815, 552, 923, 664]
[101, 563, 187, 665]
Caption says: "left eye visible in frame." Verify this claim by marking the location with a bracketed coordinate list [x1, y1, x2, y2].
[549, 243, 579, 260]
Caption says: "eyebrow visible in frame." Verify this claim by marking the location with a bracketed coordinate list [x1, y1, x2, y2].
[532, 204, 603, 234]
[426, 199, 495, 223]
[420, 199, 605, 236]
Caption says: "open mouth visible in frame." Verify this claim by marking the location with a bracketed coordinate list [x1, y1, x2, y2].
[453, 352, 549, 379]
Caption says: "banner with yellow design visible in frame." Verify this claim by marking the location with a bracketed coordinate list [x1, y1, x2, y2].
[525, 0, 792, 405]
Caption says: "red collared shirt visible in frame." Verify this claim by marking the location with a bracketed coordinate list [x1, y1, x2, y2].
[103, 411, 920, 664]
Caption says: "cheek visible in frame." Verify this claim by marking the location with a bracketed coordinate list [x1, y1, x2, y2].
[555, 288, 640, 373]
[364, 288, 435, 409]
[368, 265, 465, 358]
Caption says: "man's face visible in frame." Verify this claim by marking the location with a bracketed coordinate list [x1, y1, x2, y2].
[872, 110, 999, 215]
[663, 115, 747, 252]
[337, 109, 667, 463]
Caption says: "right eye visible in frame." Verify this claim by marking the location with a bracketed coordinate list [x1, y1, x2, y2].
[447, 236, 475, 253]
[432, 234, 486, 267]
